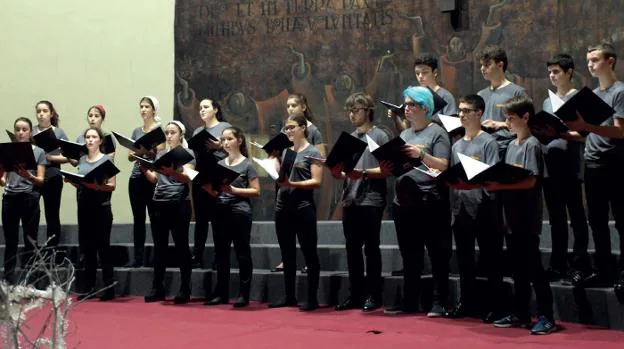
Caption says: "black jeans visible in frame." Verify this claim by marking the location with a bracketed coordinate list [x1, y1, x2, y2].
[275, 205, 320, 302]
[2, 193, 40, 283]
[393, 198, 452, 310]
[342, 205, 384, 301]
[41, 173, 63, 247]
[211, 206, 253, 299]
[192, 183, 216, 261]
[584, 163, 624, 279]
[452, 206, 505, 312]
[151, 199, 192, 294]
[78, 201, 114, 291]
[128, 175, 155, 263]
[508, 232, 554, 321]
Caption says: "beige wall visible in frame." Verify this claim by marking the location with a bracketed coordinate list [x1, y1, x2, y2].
[0, 0, 175, 224]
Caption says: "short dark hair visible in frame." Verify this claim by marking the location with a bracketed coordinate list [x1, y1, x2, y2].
[546, 53, 574, 72]
[345, 92, 375, 121]
[458, 94, 485, 113]
[413, 53, 438, 71]
[588, 42, 618, 69]
[479, 45, 508, 72]
[501, 96, 535, 119]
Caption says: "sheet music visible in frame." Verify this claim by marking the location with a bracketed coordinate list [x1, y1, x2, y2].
[457, 153, 490, 180]
[548, 90, 565, 112]
[252, 157, 279, 180]
[438, 114, 462, 133]
[365, 134, 380, 152]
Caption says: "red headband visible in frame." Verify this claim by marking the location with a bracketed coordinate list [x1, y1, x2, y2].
[90, 104, 106, 119]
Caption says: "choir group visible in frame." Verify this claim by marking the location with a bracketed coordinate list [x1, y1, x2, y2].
[2, 42, 624, 336]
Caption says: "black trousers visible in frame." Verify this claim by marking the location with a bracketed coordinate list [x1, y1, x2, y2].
[128, 175, 155, 263]
[41, 173, 63, 247]
[342, 205, 384, 301]
[393, 199, 452, 310]
[584, 163, 624, 279]
[151, 199, 192, 293]
[508, 232, 554, 321]
[211, 206, 253, 299]
[2, 193, 40, 283]
[78, 201, 114, 290]
[192, 183, 216, 260]
[452, 206, 505, 312]
[275, 204, 320, 302]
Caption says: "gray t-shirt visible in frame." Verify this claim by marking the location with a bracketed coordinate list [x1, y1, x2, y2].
[307, 123, 323, 145]
[76, 131, 117, 156]
[4, 146, 47, 197]
[216, 157, 257, 214]
[192, 122, 232, 170]
[129, 126, 162, 178]
[431, 87, 458, 126]
[542, 92, 583, 180]
[585, 81, 624, 167]
[153, 147, 196, 202]
[450, 132, 499, 218]
[275, 144, 322, 211]
[478, 82, 526, 147]
[394, 123, 451, 206]
[342, 127, 389, 208]
[76, 154, 114, 206]
[33, 126, 68, 179]
[502, 136, 545, 235]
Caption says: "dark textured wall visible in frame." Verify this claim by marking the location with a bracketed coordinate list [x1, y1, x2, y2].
[174, 0, 624, 220]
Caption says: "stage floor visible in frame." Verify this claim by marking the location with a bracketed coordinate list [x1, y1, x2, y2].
[24, 297, 624, 349]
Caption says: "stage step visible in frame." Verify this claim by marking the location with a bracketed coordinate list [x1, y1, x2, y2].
[65, 268, 624, 330]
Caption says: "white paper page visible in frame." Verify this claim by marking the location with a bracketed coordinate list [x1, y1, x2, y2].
[184, 168, 200, 181]
[438, 114, 462, 133]
[365, 134, 380, 152]
[253, 157, 279, 180]
[548, 90, 565, 112]
[457, 153, 491, 180]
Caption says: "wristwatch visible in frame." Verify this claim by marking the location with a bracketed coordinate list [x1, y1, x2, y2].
[418, 151, 425, 161]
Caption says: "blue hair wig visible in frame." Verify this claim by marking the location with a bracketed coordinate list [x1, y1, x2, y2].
[402, 86, 434, 120]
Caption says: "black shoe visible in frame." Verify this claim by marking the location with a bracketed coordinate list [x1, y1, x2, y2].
[483, 311, 506, 324]
[391, 268, 404, 277]
[427, 303, 447, 318]
[493, 314, 531, 328]
[124, 260, 143, 268]
[204, 296, 228, 306]
[99, 288, 115, 301]
[268, 298, 298, 308]
[174, 292, 191, 304]
[300, 266, 308, 274]
[270, 266, 284, 272]
[144, 289, 166, 303]
[545, 268, 565, 282]
[335, 297, 363, 311]
[299, 300, 319, 311]
[233, 296, 249, 308]
[446, 301, 477, 319]
[362, 296, 381, 312]
[384, 305, 418, 315]
[614, 273, 624, 303]
[561, 268, 586, 286]
[191, 256, 203, 269]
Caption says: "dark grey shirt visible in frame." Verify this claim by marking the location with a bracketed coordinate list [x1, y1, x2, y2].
[585, 81, 624, 167]
[502, 136, 545, 235]
[4, 146, 47, 197]
[437, 86, 458, 116]
[394, 123, 451, 206]
[342, 127, 389, 208]
[76, 154, 114, 206]
[192, 122, 232, 169]
[450, 132, 499, 218]
[216, 158, 257, 214]
[153, 147, 196, 202]
[275, 144, 322, 211]
[478, 82, 526, 146]
[542, 92, 583, 180]
[129, 126, 162, 178]
[33, 126, 68, 179]
[307, 123, 323, 145]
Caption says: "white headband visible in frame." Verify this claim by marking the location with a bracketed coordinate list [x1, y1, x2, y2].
[144, 95, 161, 122]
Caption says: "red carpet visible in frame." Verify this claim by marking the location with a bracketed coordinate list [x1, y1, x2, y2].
[25, 297, 624, 349]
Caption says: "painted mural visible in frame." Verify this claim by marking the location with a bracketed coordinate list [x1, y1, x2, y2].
[174, 0, 624, 220]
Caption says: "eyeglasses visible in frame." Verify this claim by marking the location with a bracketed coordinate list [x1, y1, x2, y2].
[404, 102, 421, 109]
[283, 125, 300, 131]
[458, 108, 478, 114]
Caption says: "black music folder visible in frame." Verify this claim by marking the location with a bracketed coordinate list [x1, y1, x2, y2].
[113, 127, 165, 151]
[60, 159, 119, 185]
[101, 134, 116, 154]
[530, 111, 569, 144]
[0, 142, 37, 170]
[59, 140, 87, 160]
[188, 129, 220, 152]
[554, 86, 614, 125]
[132, 146, 194, 170]
[33, 128, 59, 153]
[189, 164, 240, 188]
[324, 132, 367, 172]
[279, 149, 297, 181]
[5, 130, 17, 142]
[428, 86, 449, 114]
[369, 136, 419, 176]
[249, 133, 293, 155]
[448, 153, 532, 185]
[379, 100, 404, 117]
